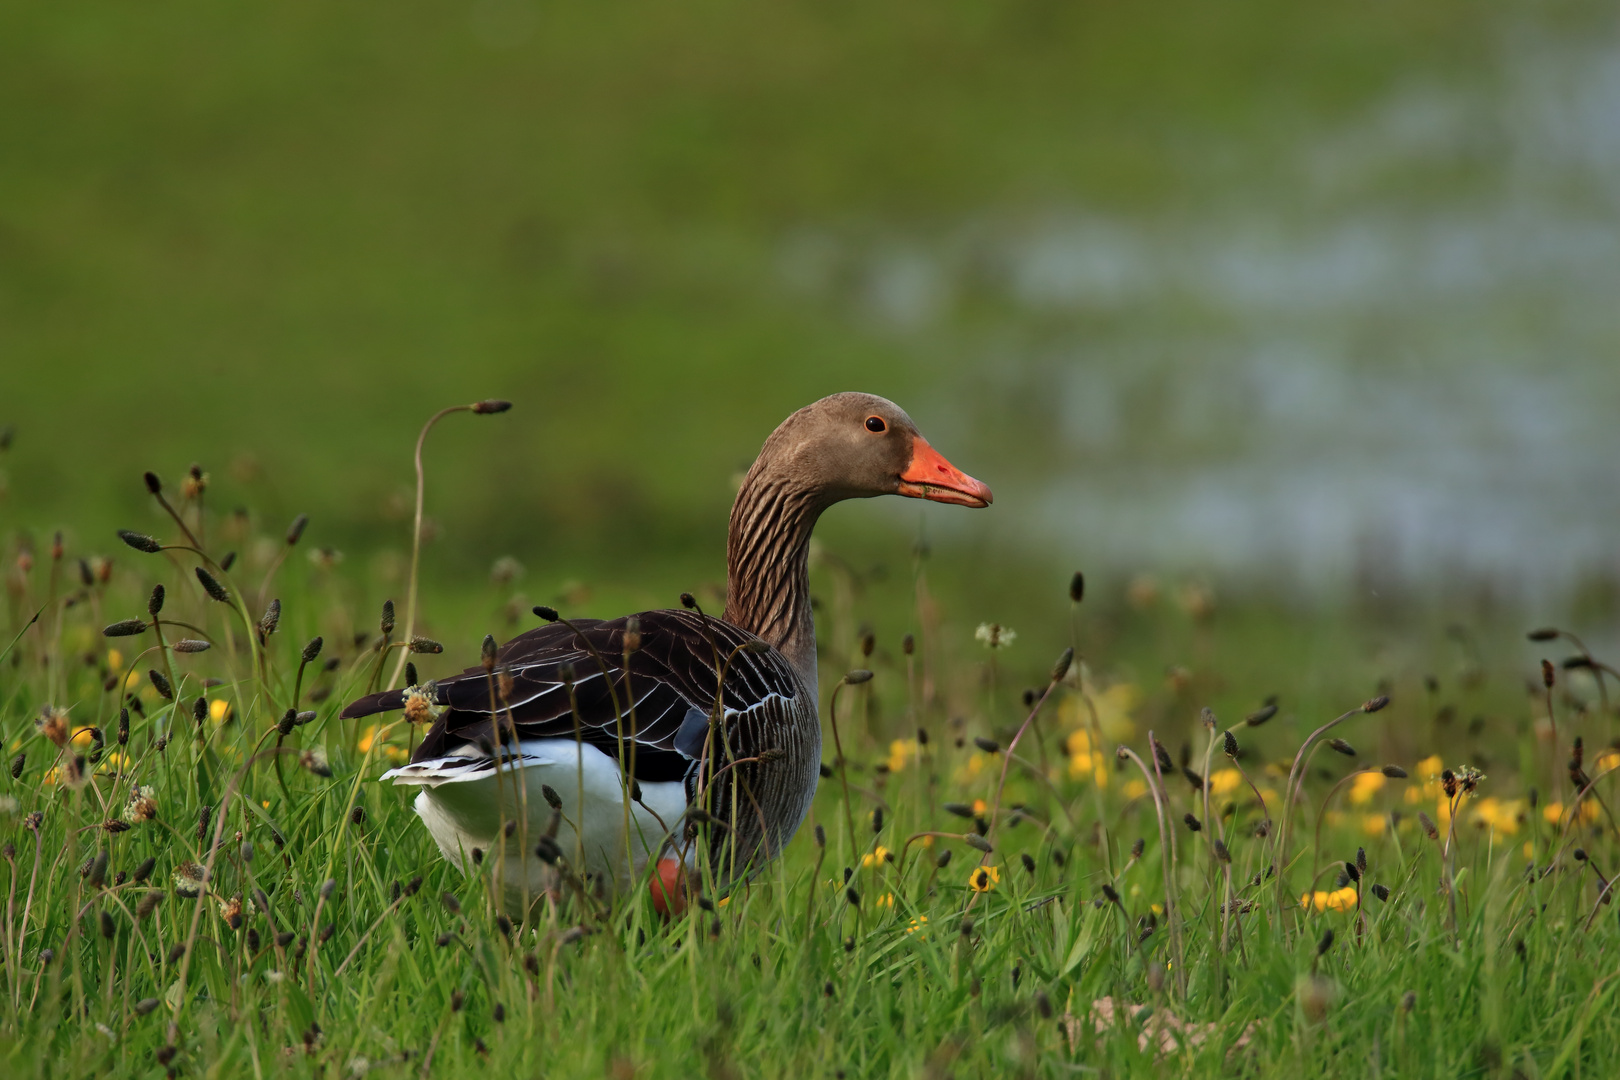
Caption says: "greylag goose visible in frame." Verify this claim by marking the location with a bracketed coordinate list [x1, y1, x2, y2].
[341, 392, 991, 906]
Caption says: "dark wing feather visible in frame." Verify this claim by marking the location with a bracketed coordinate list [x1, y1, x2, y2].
[341, 611, 799, 786]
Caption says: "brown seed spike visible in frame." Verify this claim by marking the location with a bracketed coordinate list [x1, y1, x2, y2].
[194, 567, 229, 603]
[1069, 571, 1085, 604]
[1527, 627, 1560, 642]
[1223, 730, 1239, 757]
[1131, 838, 1145, 859]
[1382, 765, 1408, 779]
[1542, 659, 1556, 689]
[116, 530, 163, 554]
[1183, 813, 1202, 833]
[1329, 739, 1357, 757]
[143, 472, 162, 495]
[1362, 696, 1390, 713]
[472, 399, 513, 415]
[1418, 812, 1439, 840]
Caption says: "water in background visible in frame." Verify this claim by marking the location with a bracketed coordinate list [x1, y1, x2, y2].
[780, 24, 1620, 604]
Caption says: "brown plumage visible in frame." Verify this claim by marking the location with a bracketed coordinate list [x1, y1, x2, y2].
[343, 392, 991, 900]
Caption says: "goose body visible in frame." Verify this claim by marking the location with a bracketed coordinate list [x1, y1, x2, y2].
[342, 392, 990, 904]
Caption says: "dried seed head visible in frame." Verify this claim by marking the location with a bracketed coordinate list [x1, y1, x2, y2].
[533, 605, 560, 622]
[133, 857, 156, 883]
[1201, 707, 1217, 729]
[1418, 812, 1439, 840]
[1183, 813, 1202, 833]
[193, 697, 208, 725]
[1223, 730, 1239, 757]
[103, 619, 148, 638]
[973, 736, 1000, 754]
[813, 824, 826, 848]
[943, 802, 974, 819]
[964, 834, 993, 854]
[1371, 883, 1390, 902]
[680, 593, 698, 610]
[1542, 659, 1556, 689]
[843, 669, 873, 686]
[194, 566, 229, 603]
[1356, 847, 1367, 873]
[405, 661, 418, 685]
[116, 530, 162, 554]
[1068, 571, 1085, 604]
[378, 600, 395, 636]
[442, 891, 462, 915]
[1441, 770, 1458, 799]
[1401, 990, 1417, 1012]
[1362, 695, 1390, 713]
[541, 784, 563, 810]
[1245, 704, 1278, 727]
[37, 707, 70, 747]
[8, 753, 21, 779]
[936, 849, 952, 869]
[472, 399, 512, 414]
[1212, 838, 1231, 863]
[1151, 738, 1173, 774]
[409, 637, 443, 654]
[902, 633, 914, 655]
[1328, 738, 1357, 757]
[1344, 861, 1361, 884]
[481, 634, 498, 671]
[872, 807, 884, 834]
[1131, 838, 1145, 859]
[172, 639, 210, 654]
[1020, 852, 1036, 874]
[1574, 847, 1588, 862]
[259, 599, 281, 639]
[197, 804, 212, 843]
[1317, 928, 1335, 956]
[1527, 627, 1560, 642]
[301, 636, 323, 664]
[1382, 765, 1408, 779]
[623, 616, 642, 652]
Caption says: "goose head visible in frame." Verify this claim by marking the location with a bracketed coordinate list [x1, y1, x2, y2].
[755, 392, 992, 509]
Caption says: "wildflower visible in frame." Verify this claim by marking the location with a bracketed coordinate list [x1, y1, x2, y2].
[860, 846, 891, 869]
[37, 708, 70, 748]
[1470, 797, 1524, 838]
[1060, 679, 1139, 741]
[887, 739, 918, 773]
[974, 623, 1016, 650]
[1349, 772, 1387, 805]
[1123, 779, 1148, 800]
[905, 915, 928, 936]
[1361, 814, 1387, 837]
[1416, 755, 1443, 779]
[402, 685, 442, 726]
[1209, 768, 1243, 798]
[968, 865, 1000, 893]
[122, 786, 158, 824]
[876, 892, 895, 910]
[174, 862, 208, 897]
[1299, 887, 1358, 913]
[106, 649, 124, 672]
[1543, 800, 1601, 825]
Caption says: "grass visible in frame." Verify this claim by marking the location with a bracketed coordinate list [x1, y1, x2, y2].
[0, 431, 1618, 1079]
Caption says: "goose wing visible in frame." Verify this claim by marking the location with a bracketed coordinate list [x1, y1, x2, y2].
[340, 610, 799, 785]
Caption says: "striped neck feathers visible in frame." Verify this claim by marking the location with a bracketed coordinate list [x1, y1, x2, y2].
[722, 466, 825, 689]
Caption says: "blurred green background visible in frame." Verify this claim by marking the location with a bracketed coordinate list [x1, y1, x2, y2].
[3, 0, 1617, 633]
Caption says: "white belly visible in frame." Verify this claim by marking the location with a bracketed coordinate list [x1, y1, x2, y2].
[382, 739, 688, 903]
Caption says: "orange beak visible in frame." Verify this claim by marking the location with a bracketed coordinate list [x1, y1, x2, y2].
[898, 436, 993, 508]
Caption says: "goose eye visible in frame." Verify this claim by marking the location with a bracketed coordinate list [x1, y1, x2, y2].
[865, 416, 886, 433]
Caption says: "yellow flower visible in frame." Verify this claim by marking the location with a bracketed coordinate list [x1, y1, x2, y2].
[1471, 797, 1524, 837]
[1060, 681, 1140, 742]
[972, 799, 987, 816]
[1544, 800, 1600, 825]
[106, 648, 123, 672]
[1361, 814, 1387, 837]
[876, 892, 895, 910]
[1209, 768, 1243, 797]
[1300, 887, 1358, 912]
[1416, 755, 1444, 779]
[905, 915, 929, 935]
[861, 846, 891, 869]
[887, 739, 918, 773]
[69, 727, 97, 750]
[1124, 779, 1148, 800]
[209, 699, 231, 723]
[968, 865, 1000, 893]
[955, 753, 991, 784]
[1349, 772, 1386, 805]
[1597, 749, 1620, 773]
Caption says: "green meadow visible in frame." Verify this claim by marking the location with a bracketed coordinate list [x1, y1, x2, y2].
[4, 1, 1620, 1075]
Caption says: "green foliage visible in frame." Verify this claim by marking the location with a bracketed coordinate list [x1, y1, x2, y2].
[0, 466, 1617, 1078]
